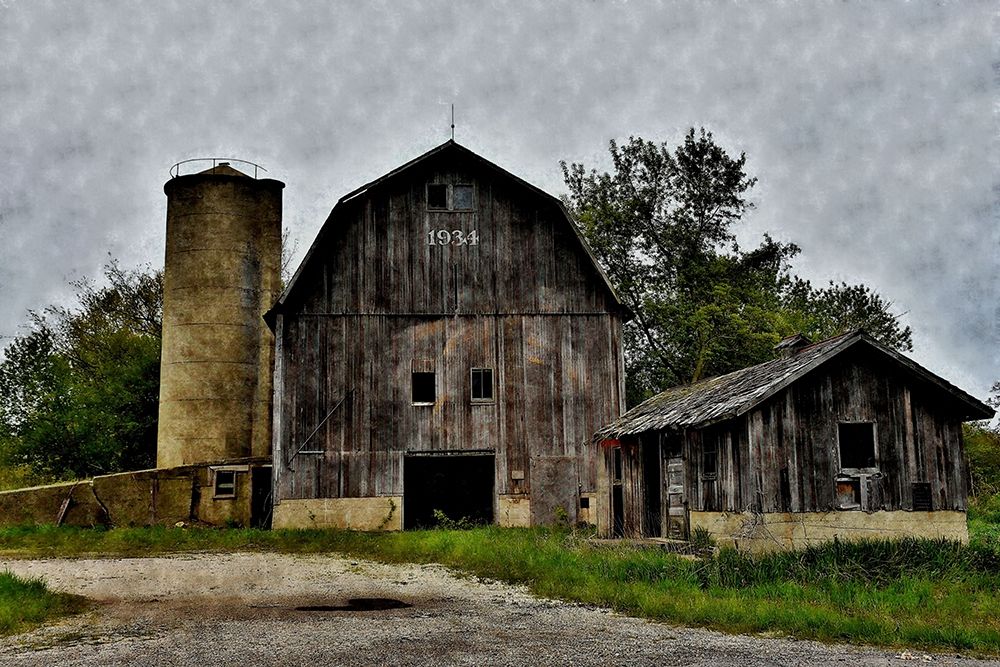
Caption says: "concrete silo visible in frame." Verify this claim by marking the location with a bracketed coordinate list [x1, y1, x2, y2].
[157, 161, 284, 468]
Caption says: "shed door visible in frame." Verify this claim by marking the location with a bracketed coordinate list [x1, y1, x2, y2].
[665, 456, 688, 540]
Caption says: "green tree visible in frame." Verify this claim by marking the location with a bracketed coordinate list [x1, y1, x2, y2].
[0, 261, 161, 479]
[563, 129, 912, 405]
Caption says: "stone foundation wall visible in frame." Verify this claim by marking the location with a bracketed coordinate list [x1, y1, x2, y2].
[272, 497, 402, 531]
[691, 510, 969, 551]
[0, 457, 269, 528]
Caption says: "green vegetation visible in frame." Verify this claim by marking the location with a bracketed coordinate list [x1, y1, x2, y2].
[0, 261, 161, 481]
[2, 524, 999, 654]
[562, 129, 912, 405]
[0, 571, 86, 636]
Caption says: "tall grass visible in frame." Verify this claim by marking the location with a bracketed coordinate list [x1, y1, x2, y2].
[1, 524, 999, 653]
[0, 571, 85, 636]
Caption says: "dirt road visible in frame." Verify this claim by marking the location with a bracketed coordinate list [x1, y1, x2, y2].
[0, 553, 995, 666]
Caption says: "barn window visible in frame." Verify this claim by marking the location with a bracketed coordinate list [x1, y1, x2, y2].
[427, 184, 448, 209]
[427, 183, 474, 211]
[837, 422, 878, 471]
[470, 367, 494, 402]
[412, 371, 436, 404]
[214, 470, 236, 498]
[453, 184, 474, 210]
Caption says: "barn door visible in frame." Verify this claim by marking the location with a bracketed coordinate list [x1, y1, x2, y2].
[665, 456, 688, 540]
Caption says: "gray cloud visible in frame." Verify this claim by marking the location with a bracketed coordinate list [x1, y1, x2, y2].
[1, 0, 996, 400]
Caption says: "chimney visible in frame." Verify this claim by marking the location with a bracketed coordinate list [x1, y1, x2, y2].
[774, 333, 812, 358]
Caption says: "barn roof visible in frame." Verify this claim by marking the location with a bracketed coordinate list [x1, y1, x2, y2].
[267, 140, 630, 323]
[596, 330, 994, 438]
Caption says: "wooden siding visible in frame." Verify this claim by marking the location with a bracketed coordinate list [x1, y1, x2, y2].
[273, 149, 626, 509]
[687, 345, 969, 514]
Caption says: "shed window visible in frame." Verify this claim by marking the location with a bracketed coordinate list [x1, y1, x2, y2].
[412, 371, 436, 404]
[214, 470, 236, 498]
[838, 422, 877, 470]
[427, 184, 448, 209]
[471, 368, 494, 402]
[702, 440, 718, 480]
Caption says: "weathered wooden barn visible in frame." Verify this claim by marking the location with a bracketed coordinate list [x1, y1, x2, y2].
[265, 140, 629, 530]
[595, 331, 994, 549]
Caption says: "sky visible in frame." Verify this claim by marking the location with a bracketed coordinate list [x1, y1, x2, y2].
[0, 0, 997, 403]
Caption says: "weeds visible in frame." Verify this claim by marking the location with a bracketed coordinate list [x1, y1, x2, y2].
[0, 525, 998, 654]
[0, 571, 86, 636]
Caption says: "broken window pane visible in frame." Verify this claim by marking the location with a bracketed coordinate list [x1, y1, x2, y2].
[838, 422, 877, 470]
[471, 367, 493, 401]
[453, 184, 474, 209]
[427, 184, 447, 209]
[214, 470, 236, 497]
[701, 441, 717, 480]
[412, 371, 435, 404]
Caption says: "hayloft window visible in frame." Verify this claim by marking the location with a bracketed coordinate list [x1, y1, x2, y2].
[470, 367, 494, 403]
[427, 184, 448, 209]
[412, 371, 436, 405]
[214, 470, 236, 498]
[453, 184, 474, 210]
[837, 422, 878, 471]
[426, 183, 474, 211]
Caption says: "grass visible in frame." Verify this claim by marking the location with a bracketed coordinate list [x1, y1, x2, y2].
[0, 571, 87, 636]
[1, 523, 999, 654]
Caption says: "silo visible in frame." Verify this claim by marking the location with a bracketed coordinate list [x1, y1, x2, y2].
[157, 161, 284, 468]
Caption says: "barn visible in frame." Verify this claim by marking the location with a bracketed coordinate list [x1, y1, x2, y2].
[595, 331, 994, 549]
[265, 140, 629, 530]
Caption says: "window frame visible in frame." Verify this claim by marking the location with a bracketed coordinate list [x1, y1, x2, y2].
[836, 421, 879, 474]
[426, 183, 475, 211]
[470, 367, 495, 404]
[212, 469, 237, 499]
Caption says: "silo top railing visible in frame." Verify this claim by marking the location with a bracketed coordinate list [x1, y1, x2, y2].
[169, 158, 269, 179]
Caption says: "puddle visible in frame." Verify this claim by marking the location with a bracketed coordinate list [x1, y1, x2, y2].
[295, 598, 412, 612]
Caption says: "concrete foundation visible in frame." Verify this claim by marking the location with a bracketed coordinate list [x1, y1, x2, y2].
[272, 497, 403, 531]
[498, 495, 531, 527]
[691, 510, 969, 551]
[0, 458, 270, 528]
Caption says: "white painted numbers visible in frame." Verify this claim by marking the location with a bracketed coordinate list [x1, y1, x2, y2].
[427, 229, 479, 246]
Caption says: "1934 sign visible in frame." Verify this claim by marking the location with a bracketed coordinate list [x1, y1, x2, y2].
[427, 229, 479, 246]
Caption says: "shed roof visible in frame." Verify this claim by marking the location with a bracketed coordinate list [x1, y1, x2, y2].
[266, 140, 630, 323]
[596, 330, 994, 438]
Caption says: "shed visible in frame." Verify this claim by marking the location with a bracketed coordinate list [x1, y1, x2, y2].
[595, 331, 994, 548]
[266, 140, 628, 530]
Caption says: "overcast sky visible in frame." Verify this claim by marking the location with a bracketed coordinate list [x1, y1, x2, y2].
[1, 1, 996, 402]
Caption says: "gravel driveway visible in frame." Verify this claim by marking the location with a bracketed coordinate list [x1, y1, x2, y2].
[0, 552, 996, 667]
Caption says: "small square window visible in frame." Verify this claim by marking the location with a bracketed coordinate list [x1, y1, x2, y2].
[838, 422, 877, 471]
[412, 371, 435, 404]
[453, 184, 474, 210]
[427, 184, 448, 209]
[471, 367, 494, 402]
[214, 470, 236, 498]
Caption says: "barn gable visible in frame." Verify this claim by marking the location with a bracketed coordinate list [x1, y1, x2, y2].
[268, 139, 628, 322]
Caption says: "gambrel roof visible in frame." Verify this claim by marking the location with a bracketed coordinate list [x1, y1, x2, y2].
[597, 330, 994, 438]
[266, 140, 629, 324]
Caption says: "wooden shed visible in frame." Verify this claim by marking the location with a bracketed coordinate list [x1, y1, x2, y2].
[595, 331, 994, 549]
[265, 140, 629, 530]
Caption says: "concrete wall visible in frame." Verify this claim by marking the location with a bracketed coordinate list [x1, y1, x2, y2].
[691, 510, 969, 552]
[0, 458, 269, 528]
[498, 495, 530, 527]
[272, 497, 403, 531]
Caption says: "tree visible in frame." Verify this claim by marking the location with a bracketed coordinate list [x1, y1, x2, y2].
[562, 129, 912, 405]
[0, 260, 161, 479]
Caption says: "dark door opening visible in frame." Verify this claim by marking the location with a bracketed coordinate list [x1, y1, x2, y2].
[250, 466, 272, 529]
[642, 441, 662, 537]
[611, 447, 624, 537]
[403, 453, 494, 529]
